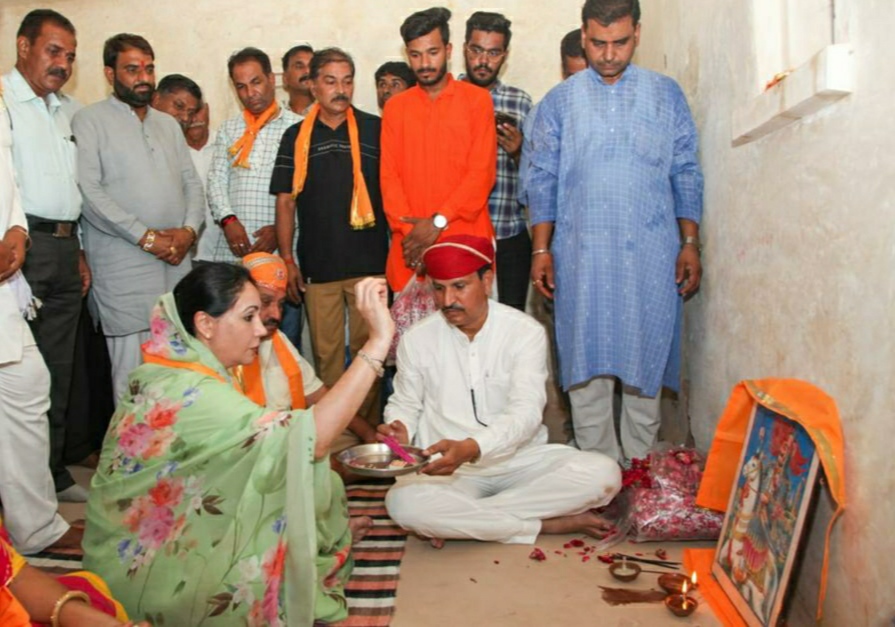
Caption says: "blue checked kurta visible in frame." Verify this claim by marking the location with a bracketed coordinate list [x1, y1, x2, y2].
[207, 108, 300, 263]
[459, 77, 533, 240]
[527, 65, 703, 396]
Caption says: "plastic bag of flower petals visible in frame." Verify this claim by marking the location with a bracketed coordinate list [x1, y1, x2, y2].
[388, 277, 438, 362]
[622, 445, 724, 543]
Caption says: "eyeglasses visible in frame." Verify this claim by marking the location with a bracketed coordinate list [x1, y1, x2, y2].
[466, 44, 506, 59]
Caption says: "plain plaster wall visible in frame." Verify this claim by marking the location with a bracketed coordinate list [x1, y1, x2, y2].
[1, 0, 892, 623]
[636, 0, 894, 624]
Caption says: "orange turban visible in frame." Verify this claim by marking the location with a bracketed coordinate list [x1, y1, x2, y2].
[243, 253, 287, 293]
[423, 235, 494, 281]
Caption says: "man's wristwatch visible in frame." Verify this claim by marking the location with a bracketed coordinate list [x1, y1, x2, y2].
[432, 213, 448, 229]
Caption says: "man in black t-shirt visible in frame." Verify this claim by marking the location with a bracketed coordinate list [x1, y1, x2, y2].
[272, 47, 388, 429]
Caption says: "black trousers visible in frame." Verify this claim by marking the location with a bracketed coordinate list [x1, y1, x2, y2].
[21, 230, 81, 492]
[65, 301, 115, 464]
[496, 229, 532, 311]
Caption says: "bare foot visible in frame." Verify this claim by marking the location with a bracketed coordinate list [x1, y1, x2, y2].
[540, 510, 616, 539]
[349, 516, 374, 544]
[409, 531, 445, 549]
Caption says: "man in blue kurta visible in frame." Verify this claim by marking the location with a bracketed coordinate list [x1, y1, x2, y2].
[526, 0, 703, 463]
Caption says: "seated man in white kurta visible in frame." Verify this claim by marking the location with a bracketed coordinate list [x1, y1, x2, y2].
[380, 235, 621, 547]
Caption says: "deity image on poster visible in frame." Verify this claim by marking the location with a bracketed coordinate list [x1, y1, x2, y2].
[712, 406, 819, 626]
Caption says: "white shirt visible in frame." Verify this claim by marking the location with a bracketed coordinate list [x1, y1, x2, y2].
[384, 301, 549, 473]
[0, 100, 32, 364]
[259, 330, 323, 411]
[190, 131, 219, 261]
[1, 69, 81, 221]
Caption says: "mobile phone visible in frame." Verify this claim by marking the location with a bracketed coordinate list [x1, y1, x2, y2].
[495, 112, 518, 128]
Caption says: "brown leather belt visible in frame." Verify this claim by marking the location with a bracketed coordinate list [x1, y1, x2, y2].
[25, 216, 78, 238]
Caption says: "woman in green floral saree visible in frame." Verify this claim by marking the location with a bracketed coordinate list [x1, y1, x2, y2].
[82, 264, 393, 626]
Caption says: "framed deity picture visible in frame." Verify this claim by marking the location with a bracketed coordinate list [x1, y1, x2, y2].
[711, 405, 820, 626]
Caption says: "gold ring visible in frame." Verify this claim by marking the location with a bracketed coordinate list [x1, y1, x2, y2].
[169, 246, 176, 254]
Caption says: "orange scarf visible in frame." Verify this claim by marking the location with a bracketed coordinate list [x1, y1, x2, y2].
[242, 333, 307, 410]
[291, 103, 375, 230]
[228, 101, 280, 169]
[142, 351, 244, 393]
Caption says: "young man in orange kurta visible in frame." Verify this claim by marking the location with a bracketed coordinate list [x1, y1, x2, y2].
[381, 7, 497, 292]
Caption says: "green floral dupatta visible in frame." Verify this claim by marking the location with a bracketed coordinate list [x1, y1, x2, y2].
[83, 293, 349, 626]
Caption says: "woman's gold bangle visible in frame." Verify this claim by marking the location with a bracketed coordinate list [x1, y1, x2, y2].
[51, 590, 91, 627]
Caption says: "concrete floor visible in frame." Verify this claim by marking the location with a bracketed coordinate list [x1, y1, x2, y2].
[393, 535, 719, 627]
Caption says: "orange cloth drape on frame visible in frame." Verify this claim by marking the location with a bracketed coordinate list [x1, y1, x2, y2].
[694, 378, 845, 623]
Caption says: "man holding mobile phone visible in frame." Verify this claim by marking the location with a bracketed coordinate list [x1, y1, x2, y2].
[460, 11, 533, 311]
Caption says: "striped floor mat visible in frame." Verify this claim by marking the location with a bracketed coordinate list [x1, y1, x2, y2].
[336, 478, 407, 626]
[28, 479, 406, 625]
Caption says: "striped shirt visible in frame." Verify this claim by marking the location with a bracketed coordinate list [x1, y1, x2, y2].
[459, 77, 533, 240]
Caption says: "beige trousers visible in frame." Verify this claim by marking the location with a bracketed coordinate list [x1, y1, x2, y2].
[304, 277, 381, 425]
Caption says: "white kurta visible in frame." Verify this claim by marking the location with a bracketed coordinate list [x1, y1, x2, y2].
[190, 132, 220, 262]
[0, 101, 69, 552]
[384, 302, 621, 543]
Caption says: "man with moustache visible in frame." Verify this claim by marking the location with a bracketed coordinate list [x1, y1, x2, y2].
[374, 61, 416, 111]
[207, 48, 303, 350]
[2, 9, 91, 500]
[241, 253, 378, 448]
[460, 11, 533, 311]
[185, 103, 221, 262]
[0, 76, 81, 554]
[151, 76, 219, 262]
[271, 47, 388, 429]
[281, 44, 315, 115]
[209, 48, 299, 265]
[151, 73, 202, 131]
[528, 0, 704, 463]
[380, 7, 496, 293]
[72, 33, 204, 402]
[380, 235, 621, 547]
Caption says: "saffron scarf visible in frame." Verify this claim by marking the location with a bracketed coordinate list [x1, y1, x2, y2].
[291, 103, 375, 230]
[228, 101, 280, 169]
[242, 333, 307, 410]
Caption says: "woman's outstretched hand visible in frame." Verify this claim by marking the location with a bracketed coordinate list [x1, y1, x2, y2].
[355, 278, 394, 352]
